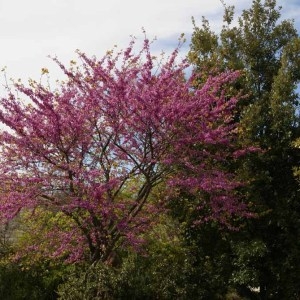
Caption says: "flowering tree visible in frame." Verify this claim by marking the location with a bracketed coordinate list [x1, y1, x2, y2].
[0, 38, 250, 263]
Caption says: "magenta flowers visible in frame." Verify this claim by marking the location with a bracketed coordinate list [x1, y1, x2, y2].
[0, 38, 250, 262]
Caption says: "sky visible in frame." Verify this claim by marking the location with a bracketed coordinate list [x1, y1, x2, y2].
[0, 0, 299, 95]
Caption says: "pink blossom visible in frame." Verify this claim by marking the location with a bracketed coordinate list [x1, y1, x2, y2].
[0, 37, 253, 262]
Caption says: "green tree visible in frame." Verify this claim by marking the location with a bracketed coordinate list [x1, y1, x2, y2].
[188, 0, 300, 298]
[57, 217, 192, 299]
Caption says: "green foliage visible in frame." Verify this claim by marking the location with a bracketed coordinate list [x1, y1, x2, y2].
[189, 0, 300, 298]
[231, 239, 267, 287]
[0, 260, 64, 300]
[12, 208, 82, 263]
[182, 224, 234, 299]
[57, 262, 116, 300]
[0, 210, 73, 299]
[57, 218, 193, 299]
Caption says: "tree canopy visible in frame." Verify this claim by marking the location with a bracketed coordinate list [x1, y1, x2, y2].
[0, 38, 248, 264]
[189, 0, 300, 298]
[0, 1, 299, 299]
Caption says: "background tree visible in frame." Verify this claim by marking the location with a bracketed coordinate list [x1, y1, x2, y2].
[0, 37, 247, 266]
[188, 0, 300, 298]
